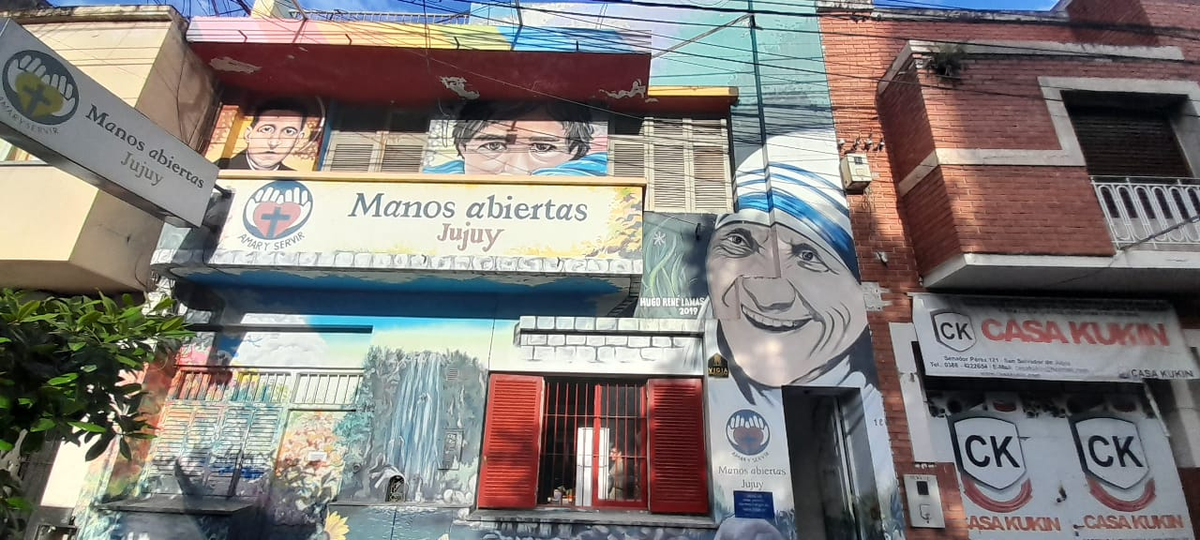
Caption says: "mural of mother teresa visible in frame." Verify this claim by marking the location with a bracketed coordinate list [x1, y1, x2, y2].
[706, 163, 871, 398]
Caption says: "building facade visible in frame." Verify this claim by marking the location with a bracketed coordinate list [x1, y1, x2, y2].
[819, 0, 1200, 539]
[38, 1, 909, 539]
[10, 1, 1200, 540]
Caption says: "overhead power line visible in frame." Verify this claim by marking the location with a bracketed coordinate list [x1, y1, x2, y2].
[388, 0, 1200, 123]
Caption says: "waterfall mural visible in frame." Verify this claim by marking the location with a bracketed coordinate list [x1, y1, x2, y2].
[338, 347, 486, 504]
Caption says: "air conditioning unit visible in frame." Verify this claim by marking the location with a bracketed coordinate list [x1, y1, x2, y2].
[840, 153, 872, 193]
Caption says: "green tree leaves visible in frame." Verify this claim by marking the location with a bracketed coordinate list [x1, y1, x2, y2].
[0, 288, 193, 536]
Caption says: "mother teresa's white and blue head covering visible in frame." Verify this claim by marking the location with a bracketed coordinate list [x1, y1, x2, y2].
[719, 161, 860, 277]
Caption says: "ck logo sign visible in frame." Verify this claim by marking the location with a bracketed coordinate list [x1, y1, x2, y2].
[932, 310, 975, 352]
[951, 415, 1033, 513]
[1072, 415, 1156, 512]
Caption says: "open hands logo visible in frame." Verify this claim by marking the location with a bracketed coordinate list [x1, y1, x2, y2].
[727, 409, 770, 457]
[3, 50, 78, 125]
[243, 181, 313, 241]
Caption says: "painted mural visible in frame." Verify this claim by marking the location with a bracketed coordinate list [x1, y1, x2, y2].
[423, 101, 609, 176]
[61, 0, 915, 538]
[337, 346, 485, 505]
[636, 212, 716, 319]
[207, 93, 326, 172]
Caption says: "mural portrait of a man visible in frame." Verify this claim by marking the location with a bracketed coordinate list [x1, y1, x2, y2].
[706, 163, 872, 398]
[424, 101, 608, 176]
[219, 98, 310, 171]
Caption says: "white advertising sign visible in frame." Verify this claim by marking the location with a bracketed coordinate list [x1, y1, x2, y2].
[0, 19, 216, 226]
[705, 378, 795, 524]
[931, 392, 1194, 540]
[913, 294, 1197, 382]
[216, 179, 642, 259]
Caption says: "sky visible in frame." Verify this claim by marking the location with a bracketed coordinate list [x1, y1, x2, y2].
[53, 0, 1061, 18]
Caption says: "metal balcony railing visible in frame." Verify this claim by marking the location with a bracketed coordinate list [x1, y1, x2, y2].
[286, 8, 471, 24]
[1092, 175, 1200, 249]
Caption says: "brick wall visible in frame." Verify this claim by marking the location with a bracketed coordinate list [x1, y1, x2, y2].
[820, 2, 1200, 538]
[939, 165, 1114, 259]
[1179, 467, 1200, 539]
[1068, 0, 1158, 46]
[877, 68, 933, 181]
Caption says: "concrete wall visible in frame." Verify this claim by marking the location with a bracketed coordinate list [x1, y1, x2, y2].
[0, 8, 218, 293]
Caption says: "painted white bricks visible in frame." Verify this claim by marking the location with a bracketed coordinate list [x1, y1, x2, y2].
[154, 247, 643, 280]
[512, 317, 704, 376]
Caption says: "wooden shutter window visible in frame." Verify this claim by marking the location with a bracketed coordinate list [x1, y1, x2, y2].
[647, 378, 709, 515]
[1067, 104, 1192, 178]
[324, 132, 377, 172]
[478, 374, 544, 509]
[633, 117, 732, 213]
[321, 107, 429, 172]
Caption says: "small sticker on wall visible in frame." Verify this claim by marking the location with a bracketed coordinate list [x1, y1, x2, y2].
[306, 451, 328, 463]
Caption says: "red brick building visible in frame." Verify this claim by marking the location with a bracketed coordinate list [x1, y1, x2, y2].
[821, 0, 1200, 538]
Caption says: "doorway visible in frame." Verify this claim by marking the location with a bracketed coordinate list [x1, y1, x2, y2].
[784, 389, 874, 540]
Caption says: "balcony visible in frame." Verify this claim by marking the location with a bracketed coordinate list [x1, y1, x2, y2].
[1093, 176, 1200, 250]
[152, 170, 645, 299]
[922, 175, 1200, 293]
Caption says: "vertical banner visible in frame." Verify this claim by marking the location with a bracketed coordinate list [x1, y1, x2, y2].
[705, 376, 795, 534]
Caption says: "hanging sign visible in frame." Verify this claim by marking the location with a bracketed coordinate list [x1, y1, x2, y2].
[0, 19, 216, 226]
[913, 294, 1196, 382]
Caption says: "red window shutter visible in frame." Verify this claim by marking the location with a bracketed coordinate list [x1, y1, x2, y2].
[477, 374, 543, 509]
[647, 378, 709, 514]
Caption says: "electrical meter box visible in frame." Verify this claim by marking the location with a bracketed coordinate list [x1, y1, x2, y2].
[840, 153, 872, 193]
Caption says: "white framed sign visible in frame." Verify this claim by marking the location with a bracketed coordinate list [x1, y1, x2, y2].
[913, 294, 1197, 382]
[0, 19, 216, 226]
[932, 392, 1194, 540]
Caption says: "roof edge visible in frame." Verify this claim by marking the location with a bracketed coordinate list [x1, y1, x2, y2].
[0, 5, 182, 26]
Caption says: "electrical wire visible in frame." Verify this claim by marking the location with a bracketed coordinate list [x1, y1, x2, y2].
[387, 0, 1200, 122]
[463, 0, 1200, 67]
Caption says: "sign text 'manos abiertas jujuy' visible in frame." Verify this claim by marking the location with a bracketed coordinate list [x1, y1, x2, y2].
[86, 105, 206, 190]
[348, 192, 592, 252]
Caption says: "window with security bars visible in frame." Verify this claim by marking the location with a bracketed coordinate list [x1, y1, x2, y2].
[478, 374, 708, 514]
[538, 380, 647, 508]
[320, 105, 429, 172]
[610, 115, 733, 213]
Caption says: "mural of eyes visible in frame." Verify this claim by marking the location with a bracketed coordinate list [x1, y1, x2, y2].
[529, 142, 560, 155]
[787, 242, 831, 273]
[281, 126, 300, 137]
[255, 125, 276, 135]
[476, 141, 506, 155]
[714, 228, 760, 258]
